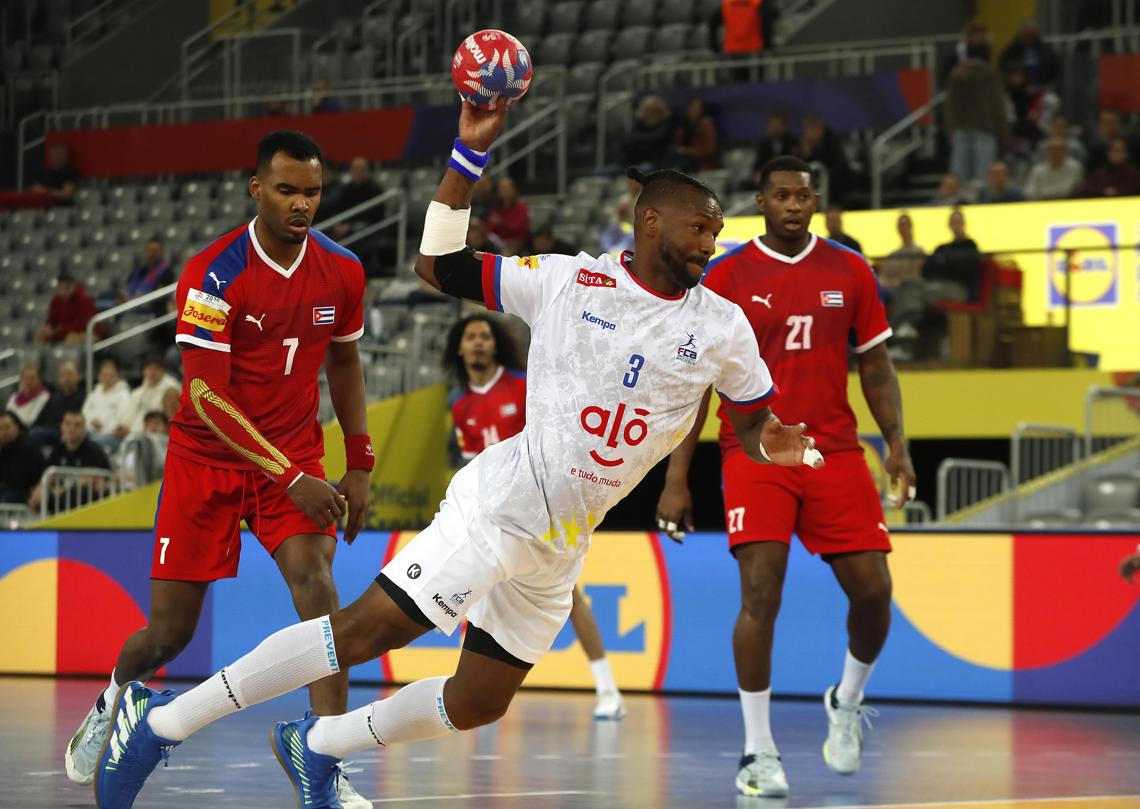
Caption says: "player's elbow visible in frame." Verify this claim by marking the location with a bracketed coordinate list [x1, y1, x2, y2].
[414, 256, 441, 290]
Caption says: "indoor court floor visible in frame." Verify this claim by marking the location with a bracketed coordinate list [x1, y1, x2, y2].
[3, 677, 1138, 809]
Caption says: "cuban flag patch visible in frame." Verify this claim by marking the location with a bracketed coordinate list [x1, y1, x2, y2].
[313, 306, 336, 325]
[820, 291, 844, 308]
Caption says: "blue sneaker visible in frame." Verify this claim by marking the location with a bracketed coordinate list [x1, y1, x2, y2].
[271, 712, 343, 809]
[94, 682, 180, 809]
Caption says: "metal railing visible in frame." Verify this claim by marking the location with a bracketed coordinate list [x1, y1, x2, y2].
[0, 504, 34, 529]
[84, 285, 177, 392]
[38, 466, 116, 520]
[1084, 386, 1140, 458]
[1011, 422, 1081, 489]
[870, 91, 944, 210]
[324, 187, 409, 272]
[488, 100, 568, 194]
[936, 459, 1011, 523]
[0, 348, 19, 398]
[63, 0, 151, 64]
[118, 434, 167, 490]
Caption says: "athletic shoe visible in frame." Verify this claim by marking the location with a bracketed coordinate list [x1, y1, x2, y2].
[93, 682, 181, 809]
[734, 751, 789, 797]
[271, 713, 342, 809]
[334, 763, 371, 809]
[593, 689, 626, 720]
[65, 700, 113, 784]
[822, 684, 878, 775]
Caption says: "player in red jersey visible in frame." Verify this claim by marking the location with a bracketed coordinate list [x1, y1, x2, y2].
[443, 313, 627, 718]
[65, 131, 374, 809]
[657, 156, 916, 797]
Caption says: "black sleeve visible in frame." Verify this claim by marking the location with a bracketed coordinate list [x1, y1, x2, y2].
[434, 247, 488, 303]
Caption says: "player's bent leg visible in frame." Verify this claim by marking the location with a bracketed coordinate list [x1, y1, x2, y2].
[569, 586, 625, 720]
[445, 625, 532, 729]
[67, 579, 207, 786]
[822, 550, 891, 775]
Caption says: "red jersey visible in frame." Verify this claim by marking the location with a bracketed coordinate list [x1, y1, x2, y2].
[450, 366, 527, 461]
[701, 234, 890, 456]
[170, 220, 365, 470]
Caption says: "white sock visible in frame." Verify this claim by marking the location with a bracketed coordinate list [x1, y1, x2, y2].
[147, 616, 340, 741]
[590, 658, 617, 695]
[739, 688, 777, 755]
[836, 649, 875, 705]
[307, 676, 457, 759]
[98, 670, 120, 713]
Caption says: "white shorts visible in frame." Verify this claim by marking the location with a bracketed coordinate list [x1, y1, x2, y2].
[379, 466, 584, 664]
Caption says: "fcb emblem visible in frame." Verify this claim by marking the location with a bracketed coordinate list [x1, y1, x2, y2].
[313, 306, 335, 325]
[820, 290, 844, 307]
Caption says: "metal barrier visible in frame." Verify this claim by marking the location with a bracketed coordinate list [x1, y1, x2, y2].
[84, 284, 178, 393]
[936, 458, 1010, 523]
[903, 500, 932, 525]
[869, 91, 944, 210]
[1011, 422, 1081, 488]
[0, 348, 19, 399]
[118, 434, 167, 490]
[1084, 386, 1140, 458]
[38, 466, 116, 520]
[0, 504, 34, 530]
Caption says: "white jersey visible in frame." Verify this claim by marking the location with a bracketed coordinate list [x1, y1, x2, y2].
[459, 249, 776, 555]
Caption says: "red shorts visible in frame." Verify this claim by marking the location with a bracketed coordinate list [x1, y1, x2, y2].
[721, 449, 891, 556]
[151, 451, 337, 581]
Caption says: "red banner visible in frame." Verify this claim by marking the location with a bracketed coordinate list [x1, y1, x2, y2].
[45, 108, 417, 178]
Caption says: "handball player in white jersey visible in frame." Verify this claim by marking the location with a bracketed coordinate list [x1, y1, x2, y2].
[94, 101, 822, 809]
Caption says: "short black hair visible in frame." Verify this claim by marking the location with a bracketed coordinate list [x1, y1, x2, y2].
[256, 130, 323, 175]
[626, 166, 720, 216]
[142, 355, 165, 369]
[442, 314, 524, 387]
[758, 156, 814, 191]
[143, 410, 168, 425]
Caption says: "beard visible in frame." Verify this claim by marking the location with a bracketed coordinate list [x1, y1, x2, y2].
[658, 239, 702, 290]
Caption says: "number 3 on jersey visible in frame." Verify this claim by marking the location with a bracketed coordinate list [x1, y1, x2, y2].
[623, 353, 645, 388]
[785, 315, 813, 351]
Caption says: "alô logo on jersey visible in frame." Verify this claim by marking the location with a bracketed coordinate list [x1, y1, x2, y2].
[580, 403, 650, 467]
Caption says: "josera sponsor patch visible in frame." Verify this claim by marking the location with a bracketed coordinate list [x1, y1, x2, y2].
[180, 288, 230, 332]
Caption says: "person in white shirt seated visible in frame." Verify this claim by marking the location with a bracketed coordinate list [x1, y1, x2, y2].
[82, 358, 131, 453]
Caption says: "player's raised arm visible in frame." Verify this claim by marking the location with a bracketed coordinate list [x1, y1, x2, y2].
[414, 101, 509, 298]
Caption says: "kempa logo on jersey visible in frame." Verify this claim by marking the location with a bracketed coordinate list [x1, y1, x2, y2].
[432, 592, 458, 618]
[581, 310, 617, 331]
[580, 402, 649, 467]
[577, 269, 616, 288]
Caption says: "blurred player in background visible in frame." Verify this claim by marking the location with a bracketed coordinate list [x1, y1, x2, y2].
[70, 130, 374, 809]
[444, 313, 626, 719]
[94, 101, 821, 809]
[657, 155, 916, 798]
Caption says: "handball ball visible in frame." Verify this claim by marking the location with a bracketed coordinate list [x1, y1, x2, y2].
[451, 29, 533, 108]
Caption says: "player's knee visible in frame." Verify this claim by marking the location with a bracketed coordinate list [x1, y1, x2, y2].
[740, 580, 783, 621]
[147, 629, 195, 665]
[446, 690, 514, 730]
[851, 574, 892, 614]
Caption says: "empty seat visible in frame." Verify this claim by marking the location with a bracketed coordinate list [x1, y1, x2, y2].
[611, 27, 653, 60]
[1085, 473, 1140, 512]
[575, 30, 612, 65]
[568, 175, 611, 201]
[561, 199, 597, 226]
[512, 0, 548, 40]
[139, 184, 174, 204]
[622, 0, 657, 27]
[1024, 509, 1082, 529]
[652, 23, 692, 54]
[104, 185, 138, 205]
[660, 0, 696, 25]
[547, 1, 585, 34]
[537, 32, 576, 66]
[696, 169, 732, 197]
[344, 49, 372, 81]
[583, 0, 621, 31]
[566, 61, 604, 93]
[1087, 508, 1140, 529]
[43, 207, 75, 228]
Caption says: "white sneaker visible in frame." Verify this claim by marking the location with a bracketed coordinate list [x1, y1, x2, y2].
[734, 751, 789, 797]
[822, 685, 878, 775]
[592, 690, 626, 720]
[335, 762, 372, 809]
[64, 700, 113, 785]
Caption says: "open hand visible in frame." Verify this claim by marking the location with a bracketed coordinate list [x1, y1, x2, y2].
[886, 443, 917, 508]
[655, 480, 694, 543]
[337, 469, 371, 545]
[760, 418, 823, 468]
[287, 473, 346, 531]
[458, 100, 509, 152]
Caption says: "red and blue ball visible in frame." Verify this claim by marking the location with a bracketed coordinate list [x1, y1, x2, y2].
[451, 29, 533, 108]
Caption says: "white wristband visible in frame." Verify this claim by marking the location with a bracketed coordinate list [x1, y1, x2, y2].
[419, 200, 472, 256]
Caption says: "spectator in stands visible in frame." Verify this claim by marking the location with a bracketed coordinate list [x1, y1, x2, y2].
[34, 273, 97, 345]
[529, 224, 576, 256]
[309, 81, 345, 114]
[33, 360, 85, 445]
[83, 358, 130, 453]
[676, 98, 721, 172]
[999, 19, 1059, 92]
[1079, 137, 1140, 198]
[824, 204, 862, 253]
[792, 115, 850, 202]
[1033, 114, 1086, 165]
[879, 213, 930, 355]
[623, 95, 675, 169]
[1085, 110, 1138, 171]
[467, 215, 503, 254]
[945, 39, 1008, 184]
[488, 176, 531, 256]
[924, 208, 982, 302]
[0, 412, 46, 505]
[323, 156, 384, 239]
[879, 213, 927, 290]
[470, 176, 496, 221]
[940, 19, 990, 84]
[1025, 136, 1085, 200]
[27, 412, 111, 514]
[29, 141, 79, 204]
[751, 113, 795, 187]
[6, 366, 50, 433]
[930, 173, 965, 206]
[599, 177, 640, 256]
[707, 0, 778, 56]
[118, 356, 181, 439]
[1004, 63, 1055, 148]
[123, 237, 175, 316]
[978, 161, 1025, 203]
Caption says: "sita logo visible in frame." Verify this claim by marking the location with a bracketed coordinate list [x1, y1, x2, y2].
[580, 403, 650, 467]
